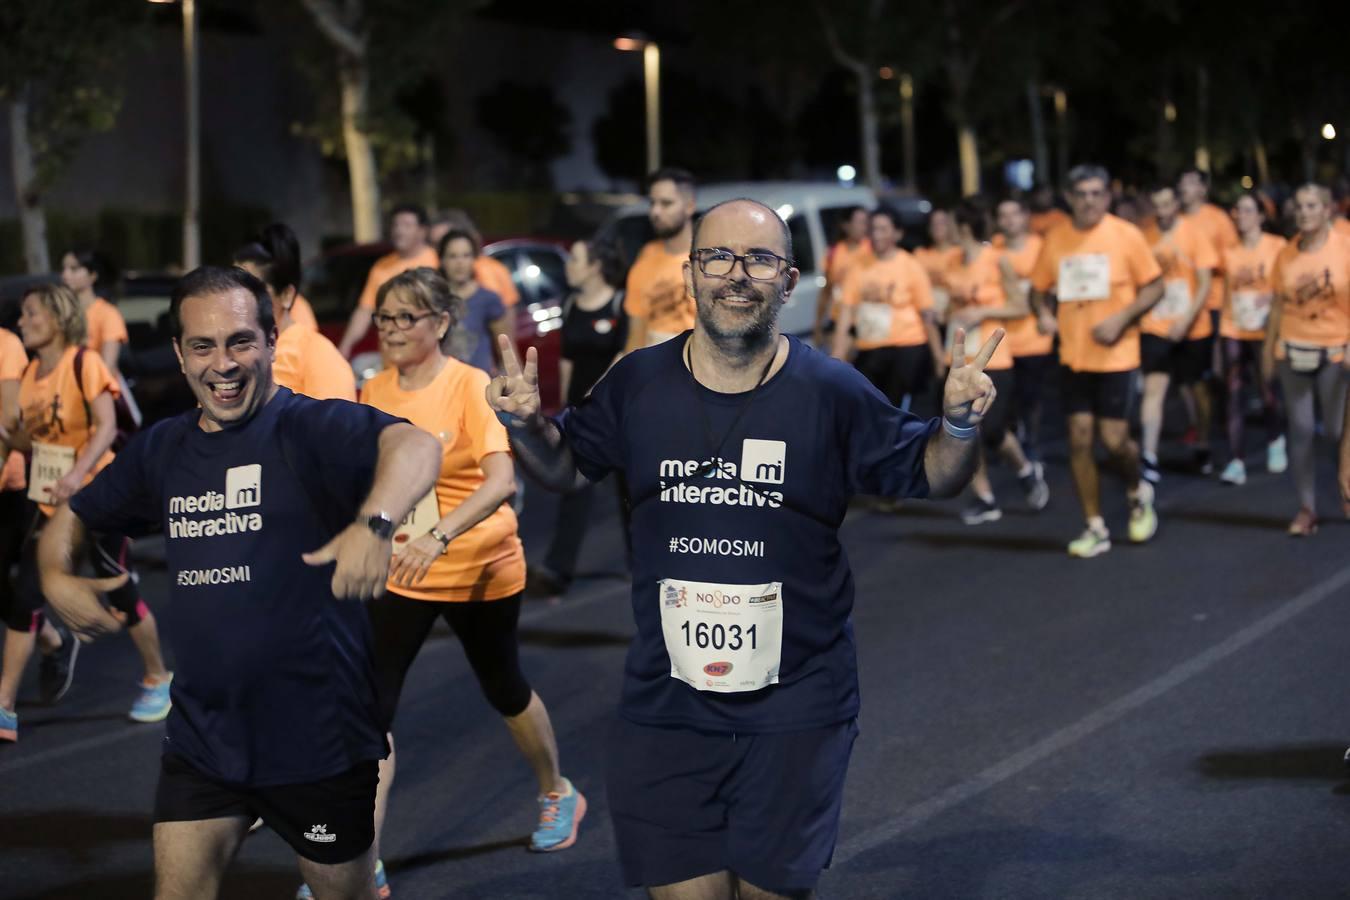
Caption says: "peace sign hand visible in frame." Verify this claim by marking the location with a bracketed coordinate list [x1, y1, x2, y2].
[943, 327, 1004, 428]
[486, 334, 543, 429]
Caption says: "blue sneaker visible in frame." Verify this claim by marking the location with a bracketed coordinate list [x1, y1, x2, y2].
[297, 859, 389, 899]
[529, 778, 586, 852]
[129, 673, 173, 723]
[0, 707, 16, 742]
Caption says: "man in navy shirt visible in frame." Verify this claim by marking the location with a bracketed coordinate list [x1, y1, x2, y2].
[38, 266, 440, 900]
[488, 199, 1002, 899]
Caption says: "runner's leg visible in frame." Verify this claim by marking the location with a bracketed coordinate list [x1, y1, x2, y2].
[295, 844, 378, 900]
[1279, 363, 1318, 513]
[153, 817, 250, 900]
[1224, 338, 1247, 462]
[1140, 371, 1169, 467]
[649, 873, 736, 900]
[736, 880, 813, 900]
[1067, 412, 1100, 521]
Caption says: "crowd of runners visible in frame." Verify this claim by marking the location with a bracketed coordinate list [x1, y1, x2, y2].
[1, 159, 1349, 899]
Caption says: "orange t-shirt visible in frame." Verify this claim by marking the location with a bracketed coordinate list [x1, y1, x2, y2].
[1221, 233, 1287, 341]
[1140, 218, 1219, 340]
[826, 240, 875, 287]
[357, 247, 442, 311]
[1029, 208, 1070, 236]
[1000, 234, 1050, 358]
[624, 240, 694, 344]
[0, 328, 27, 492]
[359, 358, 525, 602]
[1031, 213, 1163, 373]
[1182, 203, 1238, 311]
[19, 345, 120, 516]
[914, 245, 961, 316]
[1271, 231, 1350, 349]
[84, 297, 129, 351]
[946, 245, 1014, 371]
[474, 255, 519, 308]
[273, 325, 356, 401]
[1333, 219, 1350, 238]
[289, 294, 319, 332]
[839, 250, 935, 350]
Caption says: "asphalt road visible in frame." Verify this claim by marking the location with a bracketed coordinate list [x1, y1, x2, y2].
[4, 405, 1350, 899]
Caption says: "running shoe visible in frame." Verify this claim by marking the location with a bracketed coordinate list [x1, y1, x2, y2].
[129, 673, 173, 723]
[1019, 462, 1050, 511]
[1128, 482, 1158, 543]
[297, 860, 390, 899]
[524, 566, 567, 600]
[1194, 448, 1214, 476]
[1219, 459, 1247, 486]
[1067, 524, 1111, 558]
[1267, 436, 1288, 473]
[1287, 508, 1318, 537]
[1141, 453, 1162, 485]
[530, 778, 586, 852]
[38, 626, 80, 705]
[0, 707, 16, 742]
[960, 495, 1003, 525]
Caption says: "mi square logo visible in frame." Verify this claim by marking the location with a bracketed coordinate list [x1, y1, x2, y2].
[740, 439, 786, 485]
[224, 464, 262, 509]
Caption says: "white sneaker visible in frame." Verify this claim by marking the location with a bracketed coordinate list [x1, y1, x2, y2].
[1220, 459, 1247, 485]
[1267, 436, 1288, 474]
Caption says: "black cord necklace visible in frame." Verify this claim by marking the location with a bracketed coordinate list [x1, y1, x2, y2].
[685, 334, 780, 478]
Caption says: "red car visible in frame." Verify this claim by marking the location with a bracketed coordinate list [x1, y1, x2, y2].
[303, 238, 570, 412]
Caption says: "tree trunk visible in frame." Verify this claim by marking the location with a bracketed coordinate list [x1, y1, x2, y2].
[1252, 138, 1270, 186]
[339, 60, 381, 243]
[857, 70, 882, 194]
[8, 94, 50, 274]
[1027, 80, 1049, 185]
[957, 121, 980, 196]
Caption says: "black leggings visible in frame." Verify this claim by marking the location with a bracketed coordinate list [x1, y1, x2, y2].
[367, 591, 532, 728]
[1012, 353, 1055, 461]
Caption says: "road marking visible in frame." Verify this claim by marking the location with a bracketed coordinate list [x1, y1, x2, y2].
[833, 558, 1350, 864]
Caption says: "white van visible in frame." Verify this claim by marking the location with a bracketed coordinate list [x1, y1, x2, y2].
[602, 181, 894, 337]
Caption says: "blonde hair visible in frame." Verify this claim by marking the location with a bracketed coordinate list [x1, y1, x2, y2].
[24, 284, 87, 348]
[375, 266, 470, 359]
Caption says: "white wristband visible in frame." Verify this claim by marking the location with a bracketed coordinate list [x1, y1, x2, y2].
[942, 418, 978, 440]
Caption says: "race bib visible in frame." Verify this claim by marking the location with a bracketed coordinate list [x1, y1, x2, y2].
[856, 302, 894, 343]
[28, 442, 76, 504]
[393, 489, 440, 550]
[1154, 280, 1192, 320]
[659, 578, 783, 693]
[1232, 290, 1272, 333]
[1057, 254, 1110, 301]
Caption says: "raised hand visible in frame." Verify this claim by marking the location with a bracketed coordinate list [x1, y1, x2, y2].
[486, 334, 542, 429]
[41, 571, 130, 642]
[943, 327, 1004, 428]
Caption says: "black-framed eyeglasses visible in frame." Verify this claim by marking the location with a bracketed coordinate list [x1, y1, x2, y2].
[692, 248, 790, 281]
[373, 310, 438, 331]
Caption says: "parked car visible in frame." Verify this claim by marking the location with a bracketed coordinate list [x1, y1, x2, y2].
[303, 237, 569, 411]
[600, 181, 934, 337]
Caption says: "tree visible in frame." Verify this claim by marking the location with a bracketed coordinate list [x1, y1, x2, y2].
[475, 81, 572, 189]
[814, 0, 888, 193]
[0, 1, 137, 273]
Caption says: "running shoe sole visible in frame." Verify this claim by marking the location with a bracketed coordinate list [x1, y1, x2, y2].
[529, 792, 587, 853]
[961, 509, 1003, 525]
[0, 727, 15, 742]
[45, 638, 79, 705]
[129, 703, 172, 724]
[1068, 540, 1112, 559]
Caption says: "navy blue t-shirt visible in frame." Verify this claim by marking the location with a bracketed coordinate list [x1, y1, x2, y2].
[559, 333, 937, 733]
[70, 388, 400, 786]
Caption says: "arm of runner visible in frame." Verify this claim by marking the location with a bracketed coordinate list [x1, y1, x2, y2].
[486, 334, 580, 492]
[389, 451, 517, 589]
[99, 341, 120, 374]
[1093, 276, 1165, 345]
[1030, 288, 1058, 335]
[37, 504, 129, 641]
[0, 379, 17, 455]
[813, 280, 834, 348]
[988, 258, 1032, 320]
[1169, 268, 1213, 342]
[923, 310, 947, 380]
[303, 422, 442, 600]
[558, 358, 573, 409]
[924, 328, 1003, 497]
[48, 391, 117, 508]
[338, 305, 373, 359]
[831, 305, 855, 360]
[624, 314, 649, 354]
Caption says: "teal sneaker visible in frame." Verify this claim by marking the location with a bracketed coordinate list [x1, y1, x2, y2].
[129, 674, 173, 723]
[529, 778, 586, 852]
[0, 707, 16, 742]
[297, 859, 390, 899]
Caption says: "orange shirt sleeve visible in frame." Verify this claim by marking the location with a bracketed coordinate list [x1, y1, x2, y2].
[839, 268, 862, 308]
[1030, 236, 1059, 293]
[1192, 229, 1219, 272]
[909, 258, 935, 311]
[88, 301, 129, 349]
[290, 295, 320, 331]
[0, 330, 25, 381]
[303, 332, 357, 402]
[78, 348, 119, 403]
[476, 257, 519, 308]
[459, 366, 511, 462]
[624, 254, 650, 318]
[1123, 226, 1163, 286]
[357, 257, 390, 311]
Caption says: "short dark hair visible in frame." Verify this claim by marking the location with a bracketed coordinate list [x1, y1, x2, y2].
[870, 206, 903, 230]
[1067, 164, 1111, 189]
[390, 203, 429, 227]
[232, 222, 301, 295]
[1148, 182, 1177, 200]
[585, 239, 626, 289]
[437, 228, 480, 258]
[690, 198, 793, 265]
[62, 245, 116, 290]
[954, 198, 990, 242]
[646, 167, 696, 195]
[170, 265, 274, 341]
[996, 195, 1029, 212]
[1178, 167, 1209, 186]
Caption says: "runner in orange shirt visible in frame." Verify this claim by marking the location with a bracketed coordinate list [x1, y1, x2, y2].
[1179, 167, 1239, 383]
[233, 223, 355, 402]
[357, 268, 583, 873]
[995, 196, 1053, 465]
[1265, 184, 1350, 535]
[834, 207, 944, 414]
[61, 247, 142, 427]
[0, 286, 171, 742]
[429, 208, 521, 309]
[813, 206, 873, 348]
[1030, 164, 1164, 557]
[337, 204, 441, 358]
[1219, 193, 1287, 485]
[1138, 184, 1220, 482]
[1028, 182, 1071, 236]
[625, 167, 698, 350]
[946, 199, 1048, 523]
[914, 208, 962, 324]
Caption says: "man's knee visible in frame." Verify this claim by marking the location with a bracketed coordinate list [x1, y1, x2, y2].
[1098, 420, 1133, 456]
[1067, 415, 1095, 453]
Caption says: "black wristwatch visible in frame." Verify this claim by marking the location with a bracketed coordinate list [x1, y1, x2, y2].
[363, 512, 395, 540]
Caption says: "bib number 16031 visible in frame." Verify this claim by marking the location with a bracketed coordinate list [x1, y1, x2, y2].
[681, 620, 757, 651]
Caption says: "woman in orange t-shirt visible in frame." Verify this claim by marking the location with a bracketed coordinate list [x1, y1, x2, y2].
[1264, 184, 1350, 535]
[233, 223, 355, 401]
[0, 286, 171, 741]
[61, 247, 141, 428]
[359, 268, 583, 856]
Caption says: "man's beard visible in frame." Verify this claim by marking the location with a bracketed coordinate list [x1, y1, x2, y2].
[695, 278, 785, 347]
[652, 217, 686, 241]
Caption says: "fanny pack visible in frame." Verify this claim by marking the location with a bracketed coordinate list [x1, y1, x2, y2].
[1283, 341, 1346, 373]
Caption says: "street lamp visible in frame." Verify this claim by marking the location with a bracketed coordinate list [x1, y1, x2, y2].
[615, 34, 661, 174]
[1323, 123, 1337, 141]
[149, 0, 199, 270]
